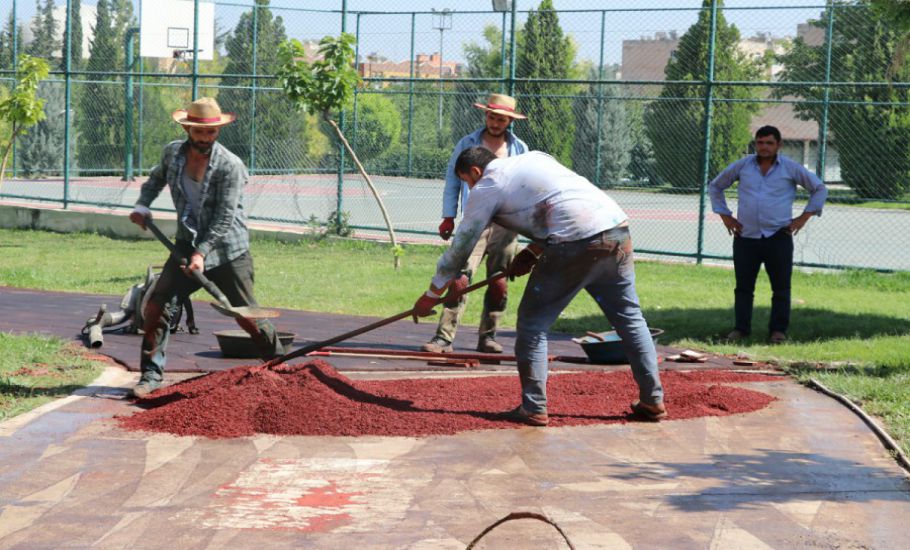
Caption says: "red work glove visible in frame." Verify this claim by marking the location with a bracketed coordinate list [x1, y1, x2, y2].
[438, 217, 455, 240]
[442, 274, 469, 308]
[507, 245, 543, 281]
[412, 291, 441, 323]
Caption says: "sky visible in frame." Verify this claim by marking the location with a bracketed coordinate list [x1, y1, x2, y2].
[5, 0, 834, 67]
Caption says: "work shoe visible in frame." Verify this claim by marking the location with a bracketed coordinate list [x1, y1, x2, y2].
[503, 405, 549, 426]
[130, 379, 161, 399]
[421, 337, 453, 353]
[630, 400, 668, 421]
[769, 331, 787, 345]
[477, 336, 503, 354]
[723, 329, 747, 342]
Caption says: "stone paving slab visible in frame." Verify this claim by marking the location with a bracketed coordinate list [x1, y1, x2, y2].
[0, 367, 908, 549]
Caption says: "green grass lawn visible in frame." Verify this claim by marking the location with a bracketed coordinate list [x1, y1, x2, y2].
[0, 332, 104, 421]
[1, 228, 908, 454]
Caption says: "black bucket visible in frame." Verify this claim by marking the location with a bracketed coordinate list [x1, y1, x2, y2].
[214, 329, 296, 358]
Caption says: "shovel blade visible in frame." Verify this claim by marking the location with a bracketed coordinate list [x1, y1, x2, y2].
[209, 302, 281, 320]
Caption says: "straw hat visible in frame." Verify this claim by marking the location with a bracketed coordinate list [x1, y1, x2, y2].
[472, 93, 527, 120]
[172, 97, 236, 127]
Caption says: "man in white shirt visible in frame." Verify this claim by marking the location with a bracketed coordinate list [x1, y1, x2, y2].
[412, 147, 666, 425]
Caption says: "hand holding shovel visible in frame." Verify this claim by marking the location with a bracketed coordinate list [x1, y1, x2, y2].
[144, 219, 279, 321]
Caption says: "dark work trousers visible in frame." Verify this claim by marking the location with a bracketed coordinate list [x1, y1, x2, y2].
[139, 242, 281, 382]
[732, 229, 794, 336]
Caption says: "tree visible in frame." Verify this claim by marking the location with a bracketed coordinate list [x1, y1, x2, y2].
[573, 66, 631, 187]
[644, 0, 764, 190]
[515, 0, 577, 166]
[351, 92, 401, 163]
[218, 0, 306, 172]
[0, 12, 23, 71]
[21, 0, 63, 177]
[0, 55, 49, 192]
[278, 34, 402, 269]
[777, 5, 910, 200]
[77, 0, 125, 173]
[26, 0, 56, 58]
[60, 0, 83, 71]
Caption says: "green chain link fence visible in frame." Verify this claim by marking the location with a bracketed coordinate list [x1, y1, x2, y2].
[0, 1, 908, 271]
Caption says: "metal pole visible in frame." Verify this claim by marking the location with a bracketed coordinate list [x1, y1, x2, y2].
[438, 27, 444, 132]
[817, 1, 835, 179]
[695, 0, 718, 265]
[137, 11, 144, 176]
[499, 11, 507, 93]
[250, 3, 258, 174]
[336, 0, 348, 230]
[508, 0, 518, 96]
[407, 12, 415, 176]
[123, 28, 139, 181]
[352, 13, 360, 150]
[593, 10, 606, 187]
[11, 0, 17, 178]
[63, 0, 71, 208]
[191, 0, 200, 99]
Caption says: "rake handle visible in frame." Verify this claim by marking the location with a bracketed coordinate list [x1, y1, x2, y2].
[264, 271, 508, 367]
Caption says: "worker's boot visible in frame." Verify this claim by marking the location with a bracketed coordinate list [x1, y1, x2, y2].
[477, 310, 505, 354]
[421, 336, 453, 353]
[132, 301, 168, 399]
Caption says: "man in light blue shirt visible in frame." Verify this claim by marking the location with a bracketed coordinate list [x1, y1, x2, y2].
[708, 125, 827, 344]
[422, 93, 528, 354]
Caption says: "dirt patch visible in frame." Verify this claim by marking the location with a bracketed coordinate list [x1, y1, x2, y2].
[118, 360, 779, 438]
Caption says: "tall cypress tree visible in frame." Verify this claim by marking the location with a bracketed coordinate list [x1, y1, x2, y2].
[77, 0, 123, 172]
[573, 67, 631, 188]
[26, 0, 56, 58]
[0, 12, 23, 71]
[515, 0, 576, 166]
[644, 0, 763, 190]
[60, 0, 83, 71]
[218, 0, 306, 172]
[19, 0, 63, 176]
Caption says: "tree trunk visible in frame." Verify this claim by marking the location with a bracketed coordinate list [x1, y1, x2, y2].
[325, 114, 401, 270]
[0, 124, 20, 196]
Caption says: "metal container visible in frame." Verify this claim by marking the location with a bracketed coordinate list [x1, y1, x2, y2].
[577, 328, 664, 364]
[214, 329, 296, 358]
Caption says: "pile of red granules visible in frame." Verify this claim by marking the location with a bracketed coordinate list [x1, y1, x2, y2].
[118, 360, 779, 438]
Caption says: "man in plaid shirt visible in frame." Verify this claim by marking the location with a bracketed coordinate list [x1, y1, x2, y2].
[128, 97, 282, 397]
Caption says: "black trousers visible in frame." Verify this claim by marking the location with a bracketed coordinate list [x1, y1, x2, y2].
[732, 229, 793, 335]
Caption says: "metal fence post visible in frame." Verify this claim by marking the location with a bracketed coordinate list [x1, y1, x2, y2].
[249, 3, 259, 174]
[594, 10, 606, 187]
[499, 11, 507, 93]
[192, 0, 200, 99]
[696, 0, 719, 265]
[63, 0, 71, 208]
[11, 0, 17, 179]
[123, 27, 139, 181]
[407, 12, 416, 177]
[508, 0, 517, 96]
[817, 1, 836, 179]
[336, 0, 348, 230]
[351, 13, 360, 151]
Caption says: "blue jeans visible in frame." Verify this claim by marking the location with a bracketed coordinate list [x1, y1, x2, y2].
[514, 226, 664, 414]
[732, 230, 793, 335]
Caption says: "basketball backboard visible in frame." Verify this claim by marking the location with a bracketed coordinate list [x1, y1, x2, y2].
[140, 0, 215, 60]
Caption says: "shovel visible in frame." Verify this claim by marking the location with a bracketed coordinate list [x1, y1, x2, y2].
[262, 271, 508, 368]
[145, 219, 280, 321]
